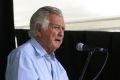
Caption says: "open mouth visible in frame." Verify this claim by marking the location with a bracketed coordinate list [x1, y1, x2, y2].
[55, 39, 61, 42]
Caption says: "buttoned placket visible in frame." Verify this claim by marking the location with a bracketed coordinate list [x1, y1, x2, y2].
[46, 55, 55, 80]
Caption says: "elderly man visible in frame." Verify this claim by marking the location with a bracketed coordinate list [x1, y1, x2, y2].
[6, 6, 69, 80]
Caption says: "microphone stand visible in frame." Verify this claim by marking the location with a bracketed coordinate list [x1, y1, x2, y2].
[79, 50, 95, 80]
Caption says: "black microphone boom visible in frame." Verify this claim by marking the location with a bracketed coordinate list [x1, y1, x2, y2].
[76, 42, 107, 53]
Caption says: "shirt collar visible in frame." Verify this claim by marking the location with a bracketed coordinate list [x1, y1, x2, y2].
[30, 37, 48, 57]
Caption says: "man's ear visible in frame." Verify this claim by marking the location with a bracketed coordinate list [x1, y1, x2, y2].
[35, 23, 42, 32]
[35, 23, 42, 37]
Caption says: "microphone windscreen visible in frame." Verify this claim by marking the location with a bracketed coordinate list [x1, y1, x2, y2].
[76, 43, 84, 51]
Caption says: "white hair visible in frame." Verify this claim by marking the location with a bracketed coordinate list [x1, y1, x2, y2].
[28, 6, 63, 38]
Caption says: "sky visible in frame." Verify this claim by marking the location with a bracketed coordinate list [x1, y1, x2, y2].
[14, 0, 120, 27]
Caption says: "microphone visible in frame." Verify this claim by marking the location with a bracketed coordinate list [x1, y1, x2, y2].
[76, 42, 107, 53]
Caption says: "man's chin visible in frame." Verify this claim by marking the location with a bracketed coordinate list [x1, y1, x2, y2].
[54, 45, 61, 50]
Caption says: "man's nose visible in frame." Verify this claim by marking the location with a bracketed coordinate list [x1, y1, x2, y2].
[58, 28, 64, 37]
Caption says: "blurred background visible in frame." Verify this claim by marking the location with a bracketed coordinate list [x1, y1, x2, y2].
[14, 0, 120, 32]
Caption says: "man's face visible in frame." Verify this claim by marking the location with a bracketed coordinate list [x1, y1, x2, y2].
[36, 13, 65, 53]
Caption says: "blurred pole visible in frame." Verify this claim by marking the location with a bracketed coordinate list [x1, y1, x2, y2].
[0, 0, 15, 80]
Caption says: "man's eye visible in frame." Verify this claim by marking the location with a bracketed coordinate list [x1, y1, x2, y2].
[53, 26, 60, 29]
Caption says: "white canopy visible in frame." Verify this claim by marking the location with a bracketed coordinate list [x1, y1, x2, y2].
[14, 0, 120, 31]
